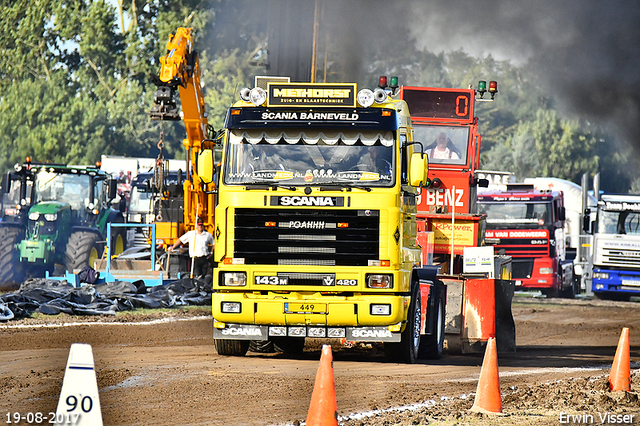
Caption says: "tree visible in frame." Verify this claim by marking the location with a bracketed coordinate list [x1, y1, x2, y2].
[482, 108, 599, 182]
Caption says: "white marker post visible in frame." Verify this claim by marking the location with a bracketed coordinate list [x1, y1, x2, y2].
[54, 343, 103, 426]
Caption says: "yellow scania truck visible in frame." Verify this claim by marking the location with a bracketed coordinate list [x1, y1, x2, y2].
[209, 78, 447, 363]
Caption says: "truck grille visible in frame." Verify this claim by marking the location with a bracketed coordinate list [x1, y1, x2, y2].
[511, 259, 534, 279]
[594, 236, 640, 269]
[600, 248, 640, 268]
[493, 239, 550, 257]
[234, 208, 379, 266]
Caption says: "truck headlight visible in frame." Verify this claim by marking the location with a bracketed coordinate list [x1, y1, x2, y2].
[221, 272, 247, 286]
[44, 213, 57, 221]
[371, 304, 391, 315]
[366, 274, 393, 289]
[593, 272, 609, 280]
[249, 87, 267, 106]
[28, 212, 39, 221]
[539, 267, 553, 275]
[357, 89, 375, 107]
[221, 302, 241, 313]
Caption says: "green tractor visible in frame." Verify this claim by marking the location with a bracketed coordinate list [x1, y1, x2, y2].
[0, 161, 126, 287]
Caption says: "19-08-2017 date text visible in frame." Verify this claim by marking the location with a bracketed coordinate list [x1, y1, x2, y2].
[5, 412, 81, 424]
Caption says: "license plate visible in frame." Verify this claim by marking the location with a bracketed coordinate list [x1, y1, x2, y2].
[284, 302, 327, 314]
[515, 280, 522, 286]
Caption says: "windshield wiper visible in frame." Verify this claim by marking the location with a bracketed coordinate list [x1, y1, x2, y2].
[348, 185, 372, 192]
[269, 184, 297, 191]
[318, 183, 346, 191]
[318, 183, 371, 192]
[242, 181, 270, 190]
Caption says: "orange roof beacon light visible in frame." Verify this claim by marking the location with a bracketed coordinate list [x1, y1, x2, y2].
[488, 81, 498, 100]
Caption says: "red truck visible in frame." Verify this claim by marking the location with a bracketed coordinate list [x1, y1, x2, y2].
[477, 184, 578, 298]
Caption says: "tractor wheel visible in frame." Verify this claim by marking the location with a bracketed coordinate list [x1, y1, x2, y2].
[110, 226, 127, 256]
[384, 285, 421, 364]
[64, 231, 103, 273]
[214, 339, 250, 356]
[0, 226, 25, 289]
[418, 292, 445, 359]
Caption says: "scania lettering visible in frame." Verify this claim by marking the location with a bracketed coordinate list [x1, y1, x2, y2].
[279, 196, 335, 206]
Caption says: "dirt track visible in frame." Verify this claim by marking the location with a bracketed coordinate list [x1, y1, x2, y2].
[1, 297, 639, 425]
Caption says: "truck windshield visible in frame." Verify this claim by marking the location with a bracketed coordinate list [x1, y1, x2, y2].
[129, 186, 152, 213]
[223, 129, 395, 187]
[412, 125, 469, 165]
[596, 209, 640, 235]
[35, 171, 93, 210]
[478, 202, 552, 228]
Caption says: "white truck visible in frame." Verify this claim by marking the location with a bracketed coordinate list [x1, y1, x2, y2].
[590, 193, 640, 300]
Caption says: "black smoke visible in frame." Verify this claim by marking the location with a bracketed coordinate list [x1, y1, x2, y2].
[404, 0, 640, 148]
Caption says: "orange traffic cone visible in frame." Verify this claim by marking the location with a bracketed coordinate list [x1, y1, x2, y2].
[306, 344, 338, 426]
[470, 337, 502, 414]
[609, 327, 631, 392]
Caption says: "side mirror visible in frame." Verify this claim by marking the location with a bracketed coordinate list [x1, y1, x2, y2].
[197, 149, 214, 185]
[108, 178, 118, 200]
[582, 209, 591, 233]
[1, 172, 11, 194]
[558, 206, 566, 221]
[408, 152, 428, 187]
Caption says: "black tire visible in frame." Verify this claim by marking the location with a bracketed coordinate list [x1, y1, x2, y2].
[214, 339, 250, 356]
[64, 231, 103, 273]
[110, 226, 127, 256]
[418, 292, 445, 359]
[0, 225, 25, 288]
[249, 340, 275, 353]
[384, 285, 421, 363]
[559, 282, 575, 299]
[271, 337, 305, 355]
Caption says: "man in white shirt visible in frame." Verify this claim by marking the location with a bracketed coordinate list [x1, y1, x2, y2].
[170, 217, 214, 279]
[427, 132, 461, 161]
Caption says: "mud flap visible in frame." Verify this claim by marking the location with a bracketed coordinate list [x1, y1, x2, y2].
[494, 278, 516, 353]
[459, 277, 516, 354]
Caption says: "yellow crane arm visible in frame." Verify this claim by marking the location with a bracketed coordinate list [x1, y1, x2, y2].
[150, 27, 214, 234]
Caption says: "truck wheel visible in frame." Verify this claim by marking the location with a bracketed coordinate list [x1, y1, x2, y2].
[418, 293, 445, 359]
[560, 282, 575, 299]
[271, 337, 305, 355]
[64, 232, 103, 273]
[249, 340, 275, 353]
[214, 339, 250, 356]
[0, 226, 25, 288]
[384, 285, 421, 364]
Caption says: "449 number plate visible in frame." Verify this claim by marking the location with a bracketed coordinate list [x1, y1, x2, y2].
[284, 303, 327, 314]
